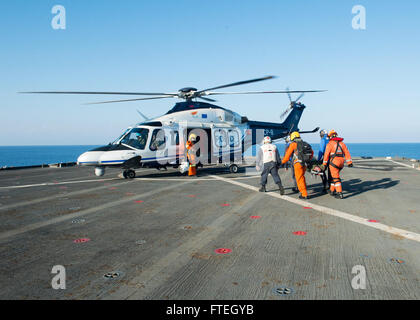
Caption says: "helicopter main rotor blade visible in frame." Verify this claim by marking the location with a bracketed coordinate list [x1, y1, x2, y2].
[136, 109, 150, 121]
[280, 106, 293, 120]
[286, 87, 292, 103]
[84, 95, 177, 105]
[197, 96, 217, 102]
[295, 92, 305, 102]
[196, 76, 276, 94]
[205, 90, 327, 96]
[20, 91, 177, 96]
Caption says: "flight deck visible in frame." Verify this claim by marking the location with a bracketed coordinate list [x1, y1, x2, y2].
[0, 158, 419, 300]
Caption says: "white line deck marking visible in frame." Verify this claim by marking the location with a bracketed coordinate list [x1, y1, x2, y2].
[131, 176, 259, 182]
[388, 159, 420, 171]
[0, 173, 258, 189]
[0, 178, 121, 190]
[0, 169, 157, 190]
[210, 175, 420, 243]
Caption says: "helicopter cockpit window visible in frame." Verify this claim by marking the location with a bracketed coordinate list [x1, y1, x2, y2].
[150, 129, 167, 151]
[113, 128, 130, 144]
[120, 128, 149, 150]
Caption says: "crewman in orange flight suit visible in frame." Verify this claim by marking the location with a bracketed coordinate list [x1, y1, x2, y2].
[321, 130, 353, 199]
[186, 134, 198, 177]
[281, 131, 313, 200]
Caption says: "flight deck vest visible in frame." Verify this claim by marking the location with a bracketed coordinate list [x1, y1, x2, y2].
[261, 144, 278, 164]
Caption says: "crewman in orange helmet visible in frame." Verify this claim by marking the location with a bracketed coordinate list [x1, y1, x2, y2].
[186, 133, 198, 177]
[321, 130, 353, 199]
[281, 131, 313, 199]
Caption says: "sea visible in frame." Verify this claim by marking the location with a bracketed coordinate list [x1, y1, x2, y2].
[0, 144, 420, 168]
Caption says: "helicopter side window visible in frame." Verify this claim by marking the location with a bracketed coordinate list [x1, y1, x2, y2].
[150, 129, 167, 151]
[120, 128, 149, 150]
[228, 130, 239, 147]
[225, 111, 234, 122]
[214, 129, 227, 148]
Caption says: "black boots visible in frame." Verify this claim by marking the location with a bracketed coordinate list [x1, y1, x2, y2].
[259, 185, 284, 195]
[299, 195, 308, 200]
[335, 192, 344, 199]
[278, 184, 285, 195]
[291, 187, 298, 193]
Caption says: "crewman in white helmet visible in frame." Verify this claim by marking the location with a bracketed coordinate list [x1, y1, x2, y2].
[256, 136, 285, 194]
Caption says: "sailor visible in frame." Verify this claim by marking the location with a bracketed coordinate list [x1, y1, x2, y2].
[256, 136, 285, 195]
[135, 132, 146, 148]
[186, 134, 198, 177]
[321, 130, 353, 199]
[318, 129, 331, 193]
[284, 135, 298, 193]
[281, 131, 313, 200]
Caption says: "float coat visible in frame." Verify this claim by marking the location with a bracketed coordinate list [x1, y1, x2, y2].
[323, 137, 353, 193]
[186, 140, 197, 176]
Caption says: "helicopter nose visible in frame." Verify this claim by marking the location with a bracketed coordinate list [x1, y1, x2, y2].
[98, 150, 136, 165]
[77, 151, 104, 166]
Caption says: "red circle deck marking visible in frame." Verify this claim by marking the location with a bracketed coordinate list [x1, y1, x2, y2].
[215, 248, 232, 254]
[292, 231, 307, 236]
[73, 238, 90, 243]
[135, 200, 144, 204]
[368, 219, 379, 223]
[221, 204, 230, 207]
[109, 187, 117, 190]
[250, 216, 261, 219]
[390, 258, 405, 264]
[303, 207, 312, 210]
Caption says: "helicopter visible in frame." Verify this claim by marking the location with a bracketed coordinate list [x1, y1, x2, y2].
[22, 76, 325, 179]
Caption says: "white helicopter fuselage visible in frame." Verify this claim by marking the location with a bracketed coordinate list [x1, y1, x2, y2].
[77, 104, 249, 176]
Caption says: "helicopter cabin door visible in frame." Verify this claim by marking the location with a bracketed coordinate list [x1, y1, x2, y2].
[186, 128, 212, 166]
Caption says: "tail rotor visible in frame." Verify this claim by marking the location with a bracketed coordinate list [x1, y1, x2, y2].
[280, 87, 306, 121]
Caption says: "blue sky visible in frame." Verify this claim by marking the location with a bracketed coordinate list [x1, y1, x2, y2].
[1, 0, 419, 145]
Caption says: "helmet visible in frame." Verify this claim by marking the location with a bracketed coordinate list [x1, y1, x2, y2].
[328, 130, 337, 138]
[189, 133, 197, 142]
[290, 131, 300, 141]
[320, 129, 327, 137]
[263, 136, 272, 144]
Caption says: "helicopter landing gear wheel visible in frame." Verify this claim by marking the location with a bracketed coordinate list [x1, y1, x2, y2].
[123, 170, 136, 179]
[229, 164, 239, 174]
